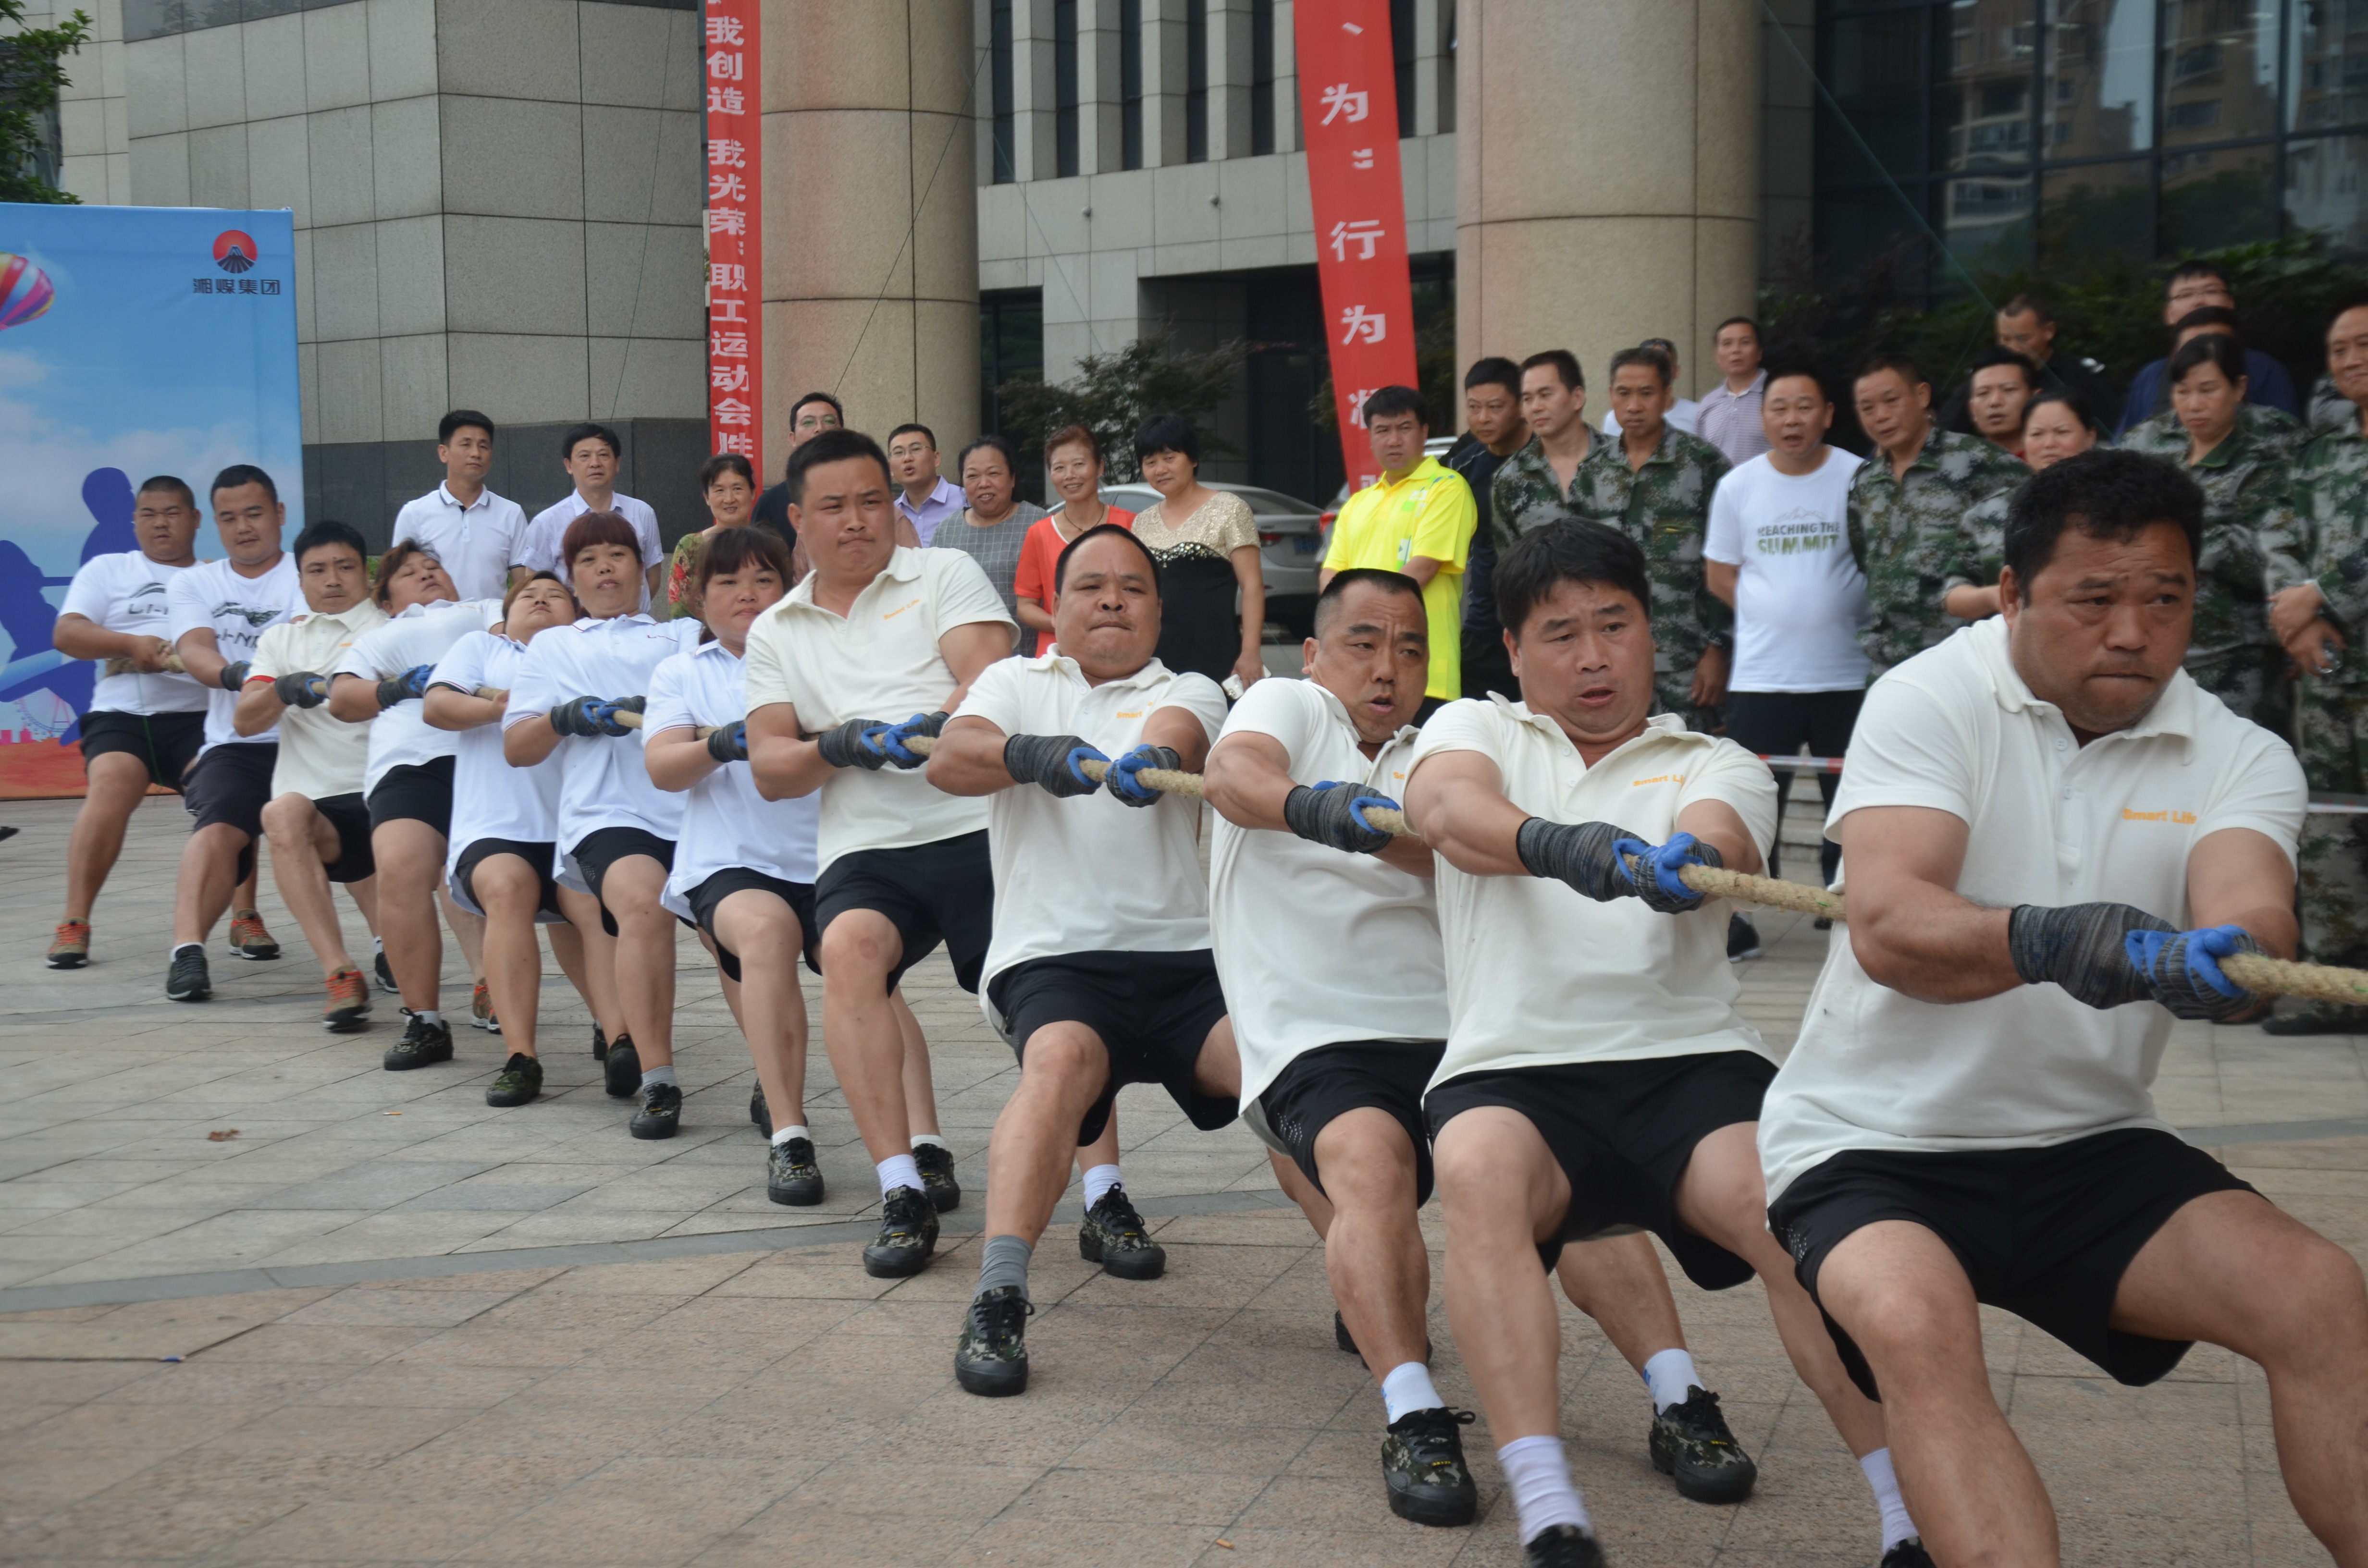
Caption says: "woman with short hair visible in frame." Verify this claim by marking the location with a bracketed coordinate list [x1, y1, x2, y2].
[1129, 412, 1265, 689]
[1011, 424, 1135, 656]
[664, 452, 766, 623]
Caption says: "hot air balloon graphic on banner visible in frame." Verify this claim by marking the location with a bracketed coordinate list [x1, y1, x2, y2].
[0, 253, 55, 330]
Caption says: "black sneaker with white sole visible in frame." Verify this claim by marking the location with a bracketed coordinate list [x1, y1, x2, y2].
[165, 946, 211, 1002]
[485, 1053, 542, 1107]
[373, 949, 399, 994]
[629, 1082, 681, 1139]
[913, 1142, 961, 1211]
[953, 1285, 1031, 1396]
[603, 1033, 640, 1098]
[1078, 1187, 1165, 1279]
[381, 1014, 454, 1071]
[592, 1024, 607, 1061]
[862, 1185, 939, 1277]
[766, 1137, 823, 1205]
[1880, 1540, 1936, 1568]
[1726, 912, 1762, 963]
[1524, 1525, 1606, 1568]
[749, 1082, 771, 1138]
[1381, 1406, 1478, 1526]
[1649, 1386, 1758, 1503]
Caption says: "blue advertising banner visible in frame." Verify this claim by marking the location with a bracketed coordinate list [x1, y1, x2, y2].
[0, 204, 301, 797]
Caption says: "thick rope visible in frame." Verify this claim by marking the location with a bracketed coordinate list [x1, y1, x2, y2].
[102, 652, 187, 676]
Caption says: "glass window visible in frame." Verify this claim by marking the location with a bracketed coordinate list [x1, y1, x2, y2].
[2039, 155, 2154, 261]
[1821, 8, 1931, 184]
[1056, 0, 1080, 178]
[1941, 170, 2036, 273]
[2160, 0, 2282, 147]
[2290, 0, 2368, 132]
[1251, 0, 1277, 153]
[2044, 0, 2155, 159]
[1393, 0, 1418, 137]
[1815, 181, 1936, 282]
[990, 0, 1016, 184]
[1940, 0, 2038, 180]
[2161, 139, 2282, 246]
[1121, 0, 1144, 170]
[2286, 132, 2368, 247]
[1186, 0, 1209, 161]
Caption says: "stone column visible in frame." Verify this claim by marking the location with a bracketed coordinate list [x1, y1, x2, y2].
[762, 0, 981, 469]
[1455, 0, 1759, 404]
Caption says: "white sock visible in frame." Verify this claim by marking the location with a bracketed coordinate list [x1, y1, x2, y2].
[171, 941, 202, 958]
[640, 1064, 677, 1090]
[1640, 1347, 1702, 1412]
[1081, 1163, 1123, 1209]
[415, 1010, 442, 1027]
[770, 1123, 811, 1148]
[1379, 1360, 1443, 1423]
[373, 935, 385, 953]
[1860, 1447, 1917, 1552]
[1495, 1434, 1591, 1541]
[877, 1153, 923, 1197]
[911, 1133, 949, 1152]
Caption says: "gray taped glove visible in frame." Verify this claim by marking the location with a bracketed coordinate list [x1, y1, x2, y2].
[1514, 817, 1637, 903]
[1002, 733, 1105, 798]
[706, 721, 748, 763]
[273, 671, 327, 709]
[219, 660, 251, 691]
[1282, 782, 1398, 853]
[816, 717, 893, 770]
[2008, 902, 2176, 1011]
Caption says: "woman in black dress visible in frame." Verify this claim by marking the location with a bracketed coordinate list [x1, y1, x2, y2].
[1128, 413, 1266, 690]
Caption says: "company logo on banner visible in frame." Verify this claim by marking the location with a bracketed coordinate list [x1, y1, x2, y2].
[1294, 0, 1420, 494]
[0, 205, 301, 799]
[704, 0, 762, 472]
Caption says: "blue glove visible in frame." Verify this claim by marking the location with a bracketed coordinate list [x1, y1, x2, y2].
[374, 664, 435, 707]
[1611, 831, 1725, 915]
[1282, 781, 1399, 853]
[2123, 924, 2263, 1022]
[273, 671, 327, 709]
[1106, 744, 1182, 808]
[589, 695, 645, 736]
[1003, 733, 1106, 798]
[877, 710, 949, 770]
[816, 717, 894, 770]
[552, 695, 637, 738]
[706, 720, 749, 763]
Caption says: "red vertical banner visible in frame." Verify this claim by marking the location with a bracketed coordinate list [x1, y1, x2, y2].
[703, 0, 761, 470]
[1294, 0, 1420, 493]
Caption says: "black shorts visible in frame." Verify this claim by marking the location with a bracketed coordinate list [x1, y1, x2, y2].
[455, 837, 561, 921]
[1261, 1040, 1448, 1204]
[313, 793, 377, 883]
[180, 742, 278, 883]
[1425, 1050, 1778, 1289]
[1767, 1127, 2259, 1402]
[988, 948, 1235, 1147]
[368, 756, 455, 835]
[687, 867, 821, 982]
[814, 830, 995, 993]
[81, 710, 205, 791]
[572, 826, 677, 937]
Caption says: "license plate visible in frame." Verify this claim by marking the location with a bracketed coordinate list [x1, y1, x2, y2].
[1292, 536, 1320, 555]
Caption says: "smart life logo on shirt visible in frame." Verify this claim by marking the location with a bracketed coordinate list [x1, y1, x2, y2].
[1630, 772, 1688, 787]
[881, 596, 923, 620]
[2121, 807, 2198, 824]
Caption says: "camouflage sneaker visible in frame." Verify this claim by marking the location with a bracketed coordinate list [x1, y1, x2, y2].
[1649, 1386, 1758, 1504]
[470, 980, 500, 1034]
[953, 1285, 1031, 1396]
[766, 1137, 823, 1206]
[381, 1012, 453, 1070]
[861, 1185, 939, 1278]
[749, 1082, 771, 1138]
[228, 909, 279, 961]
[1078, 1186, 1166, 1280]
[485, 1053, 542, 1108]
[913, 1141, 961, 1212]
[47, 919, 90, 969]
[323, 966, 371, 1032]
[1381, 1406, 1478, 1527]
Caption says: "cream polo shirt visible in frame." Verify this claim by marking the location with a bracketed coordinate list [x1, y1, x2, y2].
[248, 600, 387, 801]
[953, 649, 1228, 994]
[1757, 618, 2306, 1204]
[740, 546, 1017, 876]
[1408, 697, 1779, 1090]
[1210, 676, 1444, 1112]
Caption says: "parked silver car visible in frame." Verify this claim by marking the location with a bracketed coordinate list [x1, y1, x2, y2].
[1098, 479, 1327, 636]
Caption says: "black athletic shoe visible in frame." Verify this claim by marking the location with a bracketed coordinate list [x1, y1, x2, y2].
[913, 1141, 961, 1211]
[381, 1014, 454, 1071]
[1813, 915, 1835, 931]
[602, 1033, 640, 1098]
[165, 946, 210, 1002]
[1726, 912, 1762, 963]
[1523, 1524, 1607, 1568]
[1880, 1541, 1936, 1568]
[862, 1185, 939, 1277]
[373, 949, 399, 994]
[766, 1137, 824, 1205]
[486, 1053, 543, 1107]
[1334, 1309, 1430, 1368]
[1381, 1406, 1478, 1526]
[749, 1082, 771, 1138]
[592, 1024, 607, 1062]
[953, 1285, 1032, 1396]
[1650, 1386, 1758, 1504]
[629, 1082, 682, 1139]
[1078, 1186, 1165, 1279]
[2264, 1006, 2368, 1036]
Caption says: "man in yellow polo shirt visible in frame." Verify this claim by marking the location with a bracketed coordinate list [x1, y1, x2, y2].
[1321, 385, 1476, 705]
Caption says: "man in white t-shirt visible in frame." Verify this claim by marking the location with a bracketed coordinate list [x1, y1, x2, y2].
[743, 429, 1017, 1278]
[512, 423, 664, 607]
[162, 465, 306, 1004]
[47, 475, 219, 969]
[924, 525, 1232, 1396]
[387, 410, 529, 600]
[1760, 452, 2368, 1566]
[1704, 368, 1869, 959]
[237, 521, 388, 1031]
[1403, 521, 1920, 1568]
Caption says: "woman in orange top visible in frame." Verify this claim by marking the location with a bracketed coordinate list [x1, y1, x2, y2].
[1012, 424, 1134, 656]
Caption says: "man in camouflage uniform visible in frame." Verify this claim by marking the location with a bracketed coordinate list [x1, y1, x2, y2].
[1491, 349, 1606, 551]
[1568, 345, 1732, 728]
[2264, 294, 2368, 1031]
[1846, 355, 2025, 677]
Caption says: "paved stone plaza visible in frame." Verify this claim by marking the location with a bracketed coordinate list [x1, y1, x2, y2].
[3, 794, 2367, 1565]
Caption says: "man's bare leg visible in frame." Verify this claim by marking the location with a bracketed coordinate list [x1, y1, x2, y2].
[895, 988, 943, 1136]
[555, 885, 624, 1044]
[441, 887, 487, 987]
[474, 858, 546, 1058]
[1556, 1234, 1687, 1373]
[371, 819, 446, 1014]
[62, 752, 153, 923]
[261, 795, 354, 977]
[817, 911, 919, 1169]
[712, 891, 812, 1130]
[1312, 1109, 1432, 1377]
[172, 823, 249, 950]
[598, 856, 677, 1070]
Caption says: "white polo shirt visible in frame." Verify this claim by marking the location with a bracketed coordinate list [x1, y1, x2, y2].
[1757, 618, 2306, 1204]
[430, 630, 567, 909]
[516, 492, 663, 608]
[502, 612, 701, 885]
[60, 551, 210, 716]
[389, 483, 529, 601]
[1408, 698, 1779, 1090]
[1211, 677, 1445, 1111]
[249, 600, 387, 801]
[333, 599, 505, 796]
[741, 546, 1017, 875]
[953, 649, 1227, 992]
[166, 553, 302, 752]
[1602, 399, 1703, 438]
[645, 639, 823, 921]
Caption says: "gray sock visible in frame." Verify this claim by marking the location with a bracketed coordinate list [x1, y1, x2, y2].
[640, 1064, 678, 1090]
[977, 1233, 1032, 1302]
